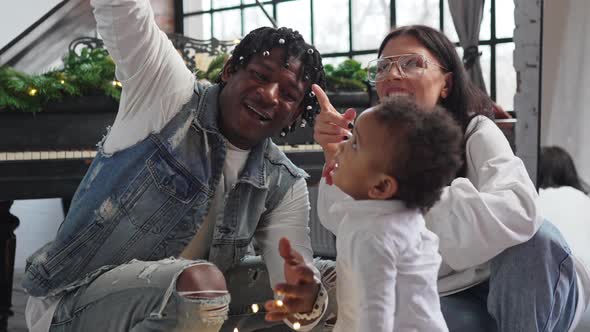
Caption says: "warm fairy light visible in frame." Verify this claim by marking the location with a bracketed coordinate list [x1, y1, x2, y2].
[112, 80, 122, 87]
[293, 322, 301, 330]
[59, 80, 65, 84]
[233, 328, 239, 332]
[28, 88, 38, 96]
[275, 299, 284, 307]
[251, 303, 259, 313]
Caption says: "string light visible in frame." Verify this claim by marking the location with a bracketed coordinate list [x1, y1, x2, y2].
[59, 80, 66, 84]
[293, 322, 301, 330]
[111, 80, 122, 88]
[28, 88, 38, 96]
[251, 303, 259, 314]
[275, 299, 284, 307]
[233, 328, 239, 332]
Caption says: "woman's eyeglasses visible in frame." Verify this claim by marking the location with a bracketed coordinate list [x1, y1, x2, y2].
[367, 54, 448, 83]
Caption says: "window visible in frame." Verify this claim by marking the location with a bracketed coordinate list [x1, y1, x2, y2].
[178, 0, 515, 109]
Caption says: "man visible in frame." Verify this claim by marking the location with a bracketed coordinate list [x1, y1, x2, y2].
[22, 0, 333, 331]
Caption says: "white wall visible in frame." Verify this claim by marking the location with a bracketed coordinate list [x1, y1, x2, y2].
[0, 0, 62, 50]
[541, 0, 590, 184]
[10, 199, 64, 270]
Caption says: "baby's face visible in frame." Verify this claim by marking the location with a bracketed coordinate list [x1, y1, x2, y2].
[332, 109, 392, 200]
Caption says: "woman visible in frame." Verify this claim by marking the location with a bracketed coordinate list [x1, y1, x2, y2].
[538, 146, 590, 332]
[312, 25, 579, 331]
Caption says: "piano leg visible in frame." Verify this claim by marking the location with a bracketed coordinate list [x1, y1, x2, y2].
[0, 201, 19, 332]
[62, 196, 72, 216]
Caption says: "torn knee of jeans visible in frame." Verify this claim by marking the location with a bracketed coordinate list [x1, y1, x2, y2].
[176, 263, 228, 299]
[174, 293, 231, 326]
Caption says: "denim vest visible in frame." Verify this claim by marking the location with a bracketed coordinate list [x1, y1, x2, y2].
[22, 83, 308, 297]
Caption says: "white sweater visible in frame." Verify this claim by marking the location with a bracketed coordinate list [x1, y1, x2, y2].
[318, 116, 543, 295]
[317, 188, 448, 332]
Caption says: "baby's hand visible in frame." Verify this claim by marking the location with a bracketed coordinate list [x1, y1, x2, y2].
[264, 238, 320, 322]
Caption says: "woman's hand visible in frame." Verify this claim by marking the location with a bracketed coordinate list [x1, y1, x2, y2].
[492, 102, 511, 119]
[312, 84, 356, 163]
[264, 238, 320, 322]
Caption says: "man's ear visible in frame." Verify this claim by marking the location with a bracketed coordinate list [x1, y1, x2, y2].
[220, 60, 235, 83]
[368, 175, 398, 200]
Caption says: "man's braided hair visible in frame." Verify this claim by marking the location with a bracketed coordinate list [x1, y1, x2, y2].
[217, 27, 327, 132]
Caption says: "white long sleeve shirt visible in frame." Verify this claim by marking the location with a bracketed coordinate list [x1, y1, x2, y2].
[318, 115, 543, 296]
[26, 0, 320, 330]
[318, 183, 448, 332]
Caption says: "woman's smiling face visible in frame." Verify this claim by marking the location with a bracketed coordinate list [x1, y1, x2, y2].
[375, 35, 452, 110]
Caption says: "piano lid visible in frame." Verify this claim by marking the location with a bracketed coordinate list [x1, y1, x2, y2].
[0, 0, 97, 74]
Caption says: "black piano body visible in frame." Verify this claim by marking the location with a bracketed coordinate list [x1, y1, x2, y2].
[0, 82, 374, 329]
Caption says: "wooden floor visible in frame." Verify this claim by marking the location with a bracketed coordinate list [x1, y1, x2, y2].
[8, 271, 27, 332]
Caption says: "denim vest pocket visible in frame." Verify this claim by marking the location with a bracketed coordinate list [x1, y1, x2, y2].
[120, 151, 208, 232]
[146, 151, 205, 204]
[40, 221, 105, 279]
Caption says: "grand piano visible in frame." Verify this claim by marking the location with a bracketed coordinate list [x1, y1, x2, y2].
[0, 32, 377, 329]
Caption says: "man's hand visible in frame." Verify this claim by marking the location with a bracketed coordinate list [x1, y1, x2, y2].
[264, 238, 320, 322]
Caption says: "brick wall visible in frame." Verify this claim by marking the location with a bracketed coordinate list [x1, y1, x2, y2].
[513, 0, 542, 185]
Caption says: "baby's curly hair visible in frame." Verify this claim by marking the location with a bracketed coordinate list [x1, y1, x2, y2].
[373, 96, 463, 211]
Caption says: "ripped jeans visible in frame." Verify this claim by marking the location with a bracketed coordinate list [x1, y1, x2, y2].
[48, 257, 337, 332]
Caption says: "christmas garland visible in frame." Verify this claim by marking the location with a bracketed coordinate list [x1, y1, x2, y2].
[0, 46, 368, 113]
[0, 47, 120, 112]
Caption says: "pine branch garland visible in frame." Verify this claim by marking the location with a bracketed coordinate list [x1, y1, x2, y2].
[0, 47, 120, 112]
[0, 43, 369, 113]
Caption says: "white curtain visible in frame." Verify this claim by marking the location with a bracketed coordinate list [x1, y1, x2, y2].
[541, 0, 590, 185]
[448, 0, 487, 91]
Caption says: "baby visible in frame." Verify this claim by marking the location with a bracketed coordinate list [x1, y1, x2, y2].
[318, 96, 463, 331]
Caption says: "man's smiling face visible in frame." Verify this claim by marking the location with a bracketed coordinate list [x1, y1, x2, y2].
[218, 47, 310, 150]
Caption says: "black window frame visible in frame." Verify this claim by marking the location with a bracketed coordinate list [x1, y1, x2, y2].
[175, 0, 513, 100]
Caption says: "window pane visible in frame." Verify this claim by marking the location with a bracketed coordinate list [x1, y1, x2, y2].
[396, 0, 439, 29]
[243, 0, 270, 4]
[277, 0, 311, 42]
[212, 0, 240, 9]
[353, 53, 378, 68]
[480, 45, 491, 95]
[495, 0, 515, 39]
[455, 46, 463, 59]
[213, 10, 242, 40]
[352, 0, 390, 51]
[313, 0, 349, 54]
[480, 0, 491, 40]
[184, 14, 212, 39]
[322, 56, 349, 67]
[496, 42, 515, 110]
[443, 0, 459, 43]
[243, 5, 274, 34]
[183, 0, 210, 12]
